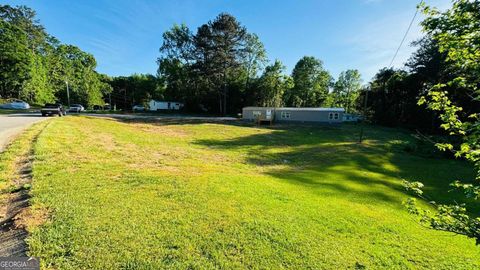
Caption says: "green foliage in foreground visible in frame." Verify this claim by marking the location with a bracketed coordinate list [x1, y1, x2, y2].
[404, 0, 480, 244]
[24, 117, 480, 269]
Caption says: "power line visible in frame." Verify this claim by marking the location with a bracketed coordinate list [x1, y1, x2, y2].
[388, 2, 422, 68]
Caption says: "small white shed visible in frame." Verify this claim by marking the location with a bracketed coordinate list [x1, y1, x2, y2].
[148, 100, 184, 111]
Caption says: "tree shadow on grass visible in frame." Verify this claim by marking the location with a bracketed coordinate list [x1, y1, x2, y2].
[193, 124, 478, 212]
[82, 115, 478, 212]
[81, 115, 246, 127]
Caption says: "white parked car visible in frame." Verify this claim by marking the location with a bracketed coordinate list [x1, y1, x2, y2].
[132, 105, 145, 112]
[68, 104, 85, 113]
[0, 99, 30, 109]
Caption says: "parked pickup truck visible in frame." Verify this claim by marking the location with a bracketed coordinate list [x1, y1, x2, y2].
[41, 103, 66, 117]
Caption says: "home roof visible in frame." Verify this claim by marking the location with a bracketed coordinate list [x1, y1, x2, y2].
[149, 100, 183, 103]
[243, 107, 345, 112]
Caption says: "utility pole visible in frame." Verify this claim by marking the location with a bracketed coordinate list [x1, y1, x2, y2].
[359, 88, 369, 143]
[124, 88, 127, 110]
[66, 81, 70, 107]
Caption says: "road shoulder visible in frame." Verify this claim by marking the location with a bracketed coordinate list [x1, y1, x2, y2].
[0, 114, 47, 153]
[0, 121, 50, 256]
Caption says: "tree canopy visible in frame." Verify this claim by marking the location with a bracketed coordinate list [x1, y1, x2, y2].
[285, 56, 332, 107]
[2, 5, 366, 113]
[157, 16, 344, 114]
[253, 60, 293, 107]
[330, 69, 362, 113]
[401, 0, 480, 244]
[0, 4, 110, 108]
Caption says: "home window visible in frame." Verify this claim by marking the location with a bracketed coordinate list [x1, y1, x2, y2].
[329, 112, 339, 120]
[253, 111, 262, 118]
[281, 111, 291, 119]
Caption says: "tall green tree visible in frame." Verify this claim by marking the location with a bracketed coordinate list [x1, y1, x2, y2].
[208, 13, 248, 115]
[158, 13, 267, 114]
[0, 5, 47, 54]
[0, 5, 56, 105]
[191, 23, 214, 107]
[254, 60, 292, 107]
[157, 24, 193, 103]
[404, 0, 480, 244]
[331, 69, 362, 112]
[48, 44, 109, 107]
[242, 33, 268, 89]
[286, 56, 332, 107]
[0, 5, 109, 107]
[22, 53, 53, 104]
[360, 39, 451, 130]
[0, 20, 31, 99]
[128, 74, 159, 105]
[108, 74, 161, 110]
[363, 68, 409, 126]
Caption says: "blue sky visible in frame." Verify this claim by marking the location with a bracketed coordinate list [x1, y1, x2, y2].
[4, 0, 451, 82]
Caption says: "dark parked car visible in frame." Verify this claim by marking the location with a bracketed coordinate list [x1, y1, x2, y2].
[41, 103, 66, 117]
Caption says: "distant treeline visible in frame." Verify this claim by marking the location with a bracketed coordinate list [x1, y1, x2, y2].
[358, 35, 479, 132]
[110, 14, 363, 115]
[154, 13, 362, 115]
[0, 5, 112, 108]
[1, 4, 477, 132]
[0, 5, 362, 113]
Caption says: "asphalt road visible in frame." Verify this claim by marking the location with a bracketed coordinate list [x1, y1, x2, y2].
[0, 113, 47, 152]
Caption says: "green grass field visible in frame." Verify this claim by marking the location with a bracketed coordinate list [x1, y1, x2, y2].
[4, 116, 480, 269]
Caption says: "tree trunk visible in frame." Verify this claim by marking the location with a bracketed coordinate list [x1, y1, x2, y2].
[219, 91, 222, 115]
[223, 84, 227, 116]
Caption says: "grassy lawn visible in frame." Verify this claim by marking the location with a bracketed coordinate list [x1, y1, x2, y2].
[8, 116, 479, 269]
[0, 120, 51, 208]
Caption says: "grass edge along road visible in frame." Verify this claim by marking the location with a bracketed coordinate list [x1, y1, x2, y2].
[3, 116, 480, 269]
[0, 119, 51, 202]
[0, 120, 51, 256]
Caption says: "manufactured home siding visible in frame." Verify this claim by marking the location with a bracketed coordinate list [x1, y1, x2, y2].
[148, 100, 184, 111]
[275, 110, 342, 122]
[242, 107, 344, 123]
[242, 107, 274, 120]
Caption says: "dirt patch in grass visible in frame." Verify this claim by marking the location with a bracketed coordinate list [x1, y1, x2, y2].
[0, 121, 50, 256]
[136, 123, 190, 138]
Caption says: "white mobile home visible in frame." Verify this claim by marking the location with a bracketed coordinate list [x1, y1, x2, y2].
[242, 107, 345, 123]
[148, 100, 184, 111]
